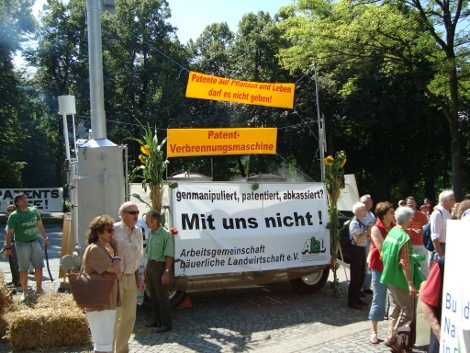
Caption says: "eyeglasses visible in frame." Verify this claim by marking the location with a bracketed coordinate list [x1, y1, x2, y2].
[7, 209, 14, 213]
[123, 210, 140, 215]
[104, 227, 115, 233]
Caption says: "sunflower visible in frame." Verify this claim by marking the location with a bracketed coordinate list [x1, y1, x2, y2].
[140, 145, 151, 156]
[324, 155, 334, 166]
[340, 157, 347, 168]
[138, 154, 145, 164]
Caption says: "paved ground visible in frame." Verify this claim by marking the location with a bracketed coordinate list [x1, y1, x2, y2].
[0, 225, 430, 353]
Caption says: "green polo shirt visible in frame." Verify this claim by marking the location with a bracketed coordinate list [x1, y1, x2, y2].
[7, 207, 41, 242]
[380, 226, 414, 290]
[145, 225, 174, 261]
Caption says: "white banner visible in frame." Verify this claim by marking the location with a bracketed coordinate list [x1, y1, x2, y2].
[0, 188, 63, 212]
[440, 221, 470, 353]
[171, 182, 330, 276]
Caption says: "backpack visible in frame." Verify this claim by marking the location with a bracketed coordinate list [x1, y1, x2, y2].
[422, 209, 442, 251]
[338, 218, 357, 263]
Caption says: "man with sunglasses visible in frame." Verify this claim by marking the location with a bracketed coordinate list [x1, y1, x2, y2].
[111, 202, 145, 353]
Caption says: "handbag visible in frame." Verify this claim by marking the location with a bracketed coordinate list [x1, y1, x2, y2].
[68, 245, 117, 310]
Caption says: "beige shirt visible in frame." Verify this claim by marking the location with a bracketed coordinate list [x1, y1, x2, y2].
[84, 244, 120, 311]
[113, 221, 144, 275]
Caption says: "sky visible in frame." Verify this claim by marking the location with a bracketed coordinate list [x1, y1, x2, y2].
[166, 0, 293, 43]
[32, 0, 293, 44]
[21, 0, 292, 71]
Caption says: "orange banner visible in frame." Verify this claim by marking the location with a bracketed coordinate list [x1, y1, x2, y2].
[185, 71, 295, 109]
[167, 128, 277, 157]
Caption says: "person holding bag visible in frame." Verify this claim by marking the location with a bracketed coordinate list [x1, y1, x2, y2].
[380, 206, 418, 351]
[83, 215, 121, 353]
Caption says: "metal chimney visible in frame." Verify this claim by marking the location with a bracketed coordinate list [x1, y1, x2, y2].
[86, 0, 107, 140]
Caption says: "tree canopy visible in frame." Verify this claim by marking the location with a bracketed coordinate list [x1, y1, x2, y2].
[2, 0, 468, 205]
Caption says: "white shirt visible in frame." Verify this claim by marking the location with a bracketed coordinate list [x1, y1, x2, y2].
[430, 205, 451, 242]
[461, 209, 470, 221]
[113, 221, 144, 274]
[349, 217, 368, 247]
[363, 211, 376, 227]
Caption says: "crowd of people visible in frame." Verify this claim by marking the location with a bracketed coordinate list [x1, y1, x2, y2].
[348, 190, 470, 353]
[3, 193, 174, 353]
[3, 189, 470, 353]
[81, 204, 174, 353]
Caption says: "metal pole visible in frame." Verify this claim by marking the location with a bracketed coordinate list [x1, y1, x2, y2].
[61, 114, 71, 161]
[86, 0, 107, 140]
[314, 63, 325, 181]
[71, 114, 78, 160]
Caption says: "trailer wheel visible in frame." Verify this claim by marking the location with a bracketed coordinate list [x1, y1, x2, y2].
[142, 289, 186, 309]
[289, 268, 329, 294]
[168, 289, 186, 308]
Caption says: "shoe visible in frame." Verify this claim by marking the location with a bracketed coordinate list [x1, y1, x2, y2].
[358, 299, 368, 306]
[369, 333, 379, 344]
[155, 325, 171, 333]
[20, 293, 26, 302]
[145, 322, 160, 328]
[348, 303, 362, 310]
[384, 336, 396, 348]
[36, 289, 45, 295]
[364, 289, 373, 295]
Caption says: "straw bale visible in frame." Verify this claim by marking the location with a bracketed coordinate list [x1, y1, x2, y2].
[0, 271, 14, 338]
[0, 271, 14, 315]
[4, 293, 91, 351]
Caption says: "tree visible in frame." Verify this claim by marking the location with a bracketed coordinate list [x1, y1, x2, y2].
[101, 0, 188, 167]
[24, 0, 89, 187]
[0, 0, 35, 187]
[279, 0, 470, 199]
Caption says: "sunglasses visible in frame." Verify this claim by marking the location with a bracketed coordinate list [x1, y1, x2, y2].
[123, 210, 140, 215]
[104, 227, 115, 233]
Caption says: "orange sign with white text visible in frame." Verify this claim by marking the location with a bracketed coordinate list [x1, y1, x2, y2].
[185, 71, 295, 109]
[167, 128, 277, 157]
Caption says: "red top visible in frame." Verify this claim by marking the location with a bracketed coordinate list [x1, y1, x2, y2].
[420, 261, 442, 307]
[369, 219, 393, 272]
[406, 210, 429, 245]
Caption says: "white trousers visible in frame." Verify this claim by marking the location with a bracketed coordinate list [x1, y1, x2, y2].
[86, 309, 117, 352]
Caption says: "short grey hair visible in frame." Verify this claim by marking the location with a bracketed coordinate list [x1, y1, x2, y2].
[119, 201, 137, 214]
[352, 202, 366, 215]
[439, 190, 454, 205]
[360, 194, 371, 203]
[394, 206, 414, 226]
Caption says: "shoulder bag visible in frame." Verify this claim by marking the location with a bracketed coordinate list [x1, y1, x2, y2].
[68, 245, 116, 310]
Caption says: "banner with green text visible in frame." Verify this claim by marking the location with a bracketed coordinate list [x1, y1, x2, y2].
[171, 182, 330, 276]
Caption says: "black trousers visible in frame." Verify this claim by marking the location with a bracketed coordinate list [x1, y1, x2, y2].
[147, 260, 172, 328]
[348, 245, 366, 305]
[8, 243, 20, 283]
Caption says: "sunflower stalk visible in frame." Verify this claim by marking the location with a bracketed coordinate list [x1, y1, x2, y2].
[324, 151, 347, 297]
[131, 120, 169, 212]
